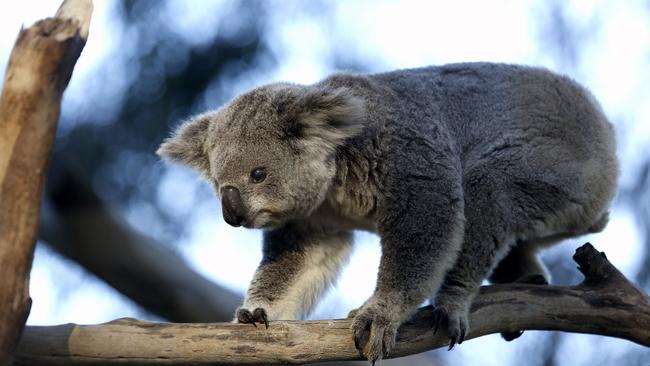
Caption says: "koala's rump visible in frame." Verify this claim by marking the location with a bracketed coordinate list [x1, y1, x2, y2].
[376, 63, 618, 241]
[448, 64, 617, 239]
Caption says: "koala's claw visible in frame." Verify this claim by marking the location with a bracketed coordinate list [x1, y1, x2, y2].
[350, 305, 399, 363]
[501, 330, 524, 341]
[254, 308, 269, 328]
[431, 305, 469, 350]
[236, 307, 269, 328]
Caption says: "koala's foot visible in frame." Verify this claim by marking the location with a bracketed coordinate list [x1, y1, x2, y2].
[432, 298, 470, 350]
[350, 302, 400, 364]
[236, 307, 269, 328]
[501, 273, 549, 341]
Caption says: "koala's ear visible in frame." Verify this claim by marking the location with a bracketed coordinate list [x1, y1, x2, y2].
[294, 86, 365, 150]
[157, 115, 211, 174]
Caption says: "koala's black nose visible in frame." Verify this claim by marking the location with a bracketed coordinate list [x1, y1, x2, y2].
[221, 186, 246, 227]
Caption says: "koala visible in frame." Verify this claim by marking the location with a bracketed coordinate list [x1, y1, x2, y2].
[158, 63, 618, 362]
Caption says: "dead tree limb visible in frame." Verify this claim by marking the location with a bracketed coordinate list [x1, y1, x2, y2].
[0, 0, 92, 363]
[39, 163, 242, 322]
[14, 243, 650, 365]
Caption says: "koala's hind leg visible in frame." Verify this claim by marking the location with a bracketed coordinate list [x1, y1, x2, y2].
[489, 242, 549, 285]
[491, 210, 610, 285]
[236, 225, 352, 326]
[489, 242, 550, 341]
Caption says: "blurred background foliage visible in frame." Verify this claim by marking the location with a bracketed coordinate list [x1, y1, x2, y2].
[1, 1, 649, 365]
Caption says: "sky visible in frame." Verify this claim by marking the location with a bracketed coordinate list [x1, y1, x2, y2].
[1, 1, 649, 365]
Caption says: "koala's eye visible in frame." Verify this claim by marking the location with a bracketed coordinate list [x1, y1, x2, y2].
[250, 167, 267, 183]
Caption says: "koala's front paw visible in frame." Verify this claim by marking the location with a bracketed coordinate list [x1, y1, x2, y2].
[236, 307, 269, 328]
[350, 302, 400, 364]
[432, 300, 470, 350]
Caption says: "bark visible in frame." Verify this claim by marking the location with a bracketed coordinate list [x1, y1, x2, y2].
[13, 243, 650, 365]
[39, 163, 242, 322]
[0, 1, 92, 364]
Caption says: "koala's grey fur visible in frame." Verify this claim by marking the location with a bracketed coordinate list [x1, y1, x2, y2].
[158, 63, 618, 362]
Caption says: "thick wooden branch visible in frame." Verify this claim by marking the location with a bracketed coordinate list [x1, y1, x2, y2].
[14, 243, 650, 365]
[0, 0, 92, 363]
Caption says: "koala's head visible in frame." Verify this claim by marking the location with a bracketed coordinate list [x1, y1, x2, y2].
[157, 83, 365, 229]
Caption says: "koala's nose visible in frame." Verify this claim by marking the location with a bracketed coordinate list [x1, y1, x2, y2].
[221, 186, 246, 227]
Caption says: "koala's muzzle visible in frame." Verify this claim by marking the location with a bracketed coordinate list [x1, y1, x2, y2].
[222, 186, 247, 227]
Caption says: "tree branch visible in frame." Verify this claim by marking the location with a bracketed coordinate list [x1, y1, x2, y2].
[0, 0, 92, 363]
[14, 243, 650, 365]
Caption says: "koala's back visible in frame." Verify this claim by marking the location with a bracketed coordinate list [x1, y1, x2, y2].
[364, 63, 618, 240]
[371, 63, 613, 155]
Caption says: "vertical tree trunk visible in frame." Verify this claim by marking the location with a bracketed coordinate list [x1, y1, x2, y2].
[0, 1, 92, 363]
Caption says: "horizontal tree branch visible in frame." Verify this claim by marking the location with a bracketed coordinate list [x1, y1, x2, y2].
[14, 243, 650, 365]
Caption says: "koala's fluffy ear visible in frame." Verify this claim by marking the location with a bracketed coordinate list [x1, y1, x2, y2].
[157, 115, 211, 174]
[293, 86, 365, 151]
